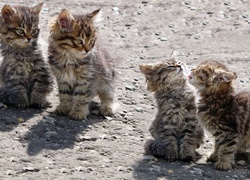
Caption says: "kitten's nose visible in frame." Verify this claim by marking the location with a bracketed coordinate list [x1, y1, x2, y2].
[27, 38, 31, 42]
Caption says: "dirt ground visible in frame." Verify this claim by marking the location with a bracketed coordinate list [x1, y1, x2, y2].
[1, 0, 250, 179]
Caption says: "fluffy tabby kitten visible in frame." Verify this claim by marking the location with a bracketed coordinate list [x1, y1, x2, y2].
[139, 59, 204, 161]
[0, 3, 53, 109]
[189, 60, 250, 170]
[48, 9, 115, 120]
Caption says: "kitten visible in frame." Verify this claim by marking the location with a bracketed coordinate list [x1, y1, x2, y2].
[0, 3, 53, 109]
[189, 60, 250, 170]
[48, 9, 115, 120]
[140, 59, 204, 162]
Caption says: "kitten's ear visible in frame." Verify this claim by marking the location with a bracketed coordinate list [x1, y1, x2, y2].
[31, 3, 44, 15]
[139, 64, 153, 75]
[220, 72, 237, 83]
[1, 5, 17, 22]
[57, 9, 74, 32]
[89, 9, 102, 23]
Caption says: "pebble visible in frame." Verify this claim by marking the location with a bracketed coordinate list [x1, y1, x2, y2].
[44, 131, 57, 141]
[6, 170, 14, 175]
[189, 167, 203, 175]
[135, 108, 143, 112]
[142, 0, 149, 4]
[0, 102, 4, 108]
[61, 168, 68, 173]
[160, 37, 168, 41]
[237, 160, 246, 166]
[142, 155, 155, 161]
[91, 110, 99, 115]
[18, 117, 25, 123]
[22, 167, 40, 172]
[75, 166, 85, 172]
[125, 86, 136, 91]
[75, 135, 97, 142]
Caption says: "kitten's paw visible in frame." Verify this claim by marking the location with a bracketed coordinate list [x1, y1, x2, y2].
[16, 102, 29, 109]
[165, 147, 178, 161]
[207, 153, 218, 162]
[215, 162, 232, 171]
[56, 105, 70, 116]
[179, 148, 195, 162]
[30, 93, 51, 109]
[100, 105, 114, 117]
[15, 97, 29, 109]
[68, 111, 87, 121]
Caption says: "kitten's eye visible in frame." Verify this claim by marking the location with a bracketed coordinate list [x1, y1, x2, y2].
[166, 66, 176, 70]
[16, 29, 25, 35]
[75, 39, 83, 45]
[31, 29, 39, 35]
[89, 39, 95, 46]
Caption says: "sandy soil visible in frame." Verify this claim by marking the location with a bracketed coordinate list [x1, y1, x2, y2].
[0, 0, 250, 179]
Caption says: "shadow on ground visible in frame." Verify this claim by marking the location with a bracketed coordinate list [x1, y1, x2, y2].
[133, 156, 250, 180]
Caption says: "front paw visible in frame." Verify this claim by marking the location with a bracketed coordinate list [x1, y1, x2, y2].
[100, 104, 114, 117]
[215, 162, 232, 171]
[179, 147, 195, 162]
[165, 147, 178, 161]
[56, 104, 70, 116]
[207, 152, 218, 162]
[15, 95, 29, 109]
[30, 92, 50, 109]
[68, 111, 87, 121]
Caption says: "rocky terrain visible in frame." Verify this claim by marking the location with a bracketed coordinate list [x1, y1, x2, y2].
[0, 0, 250, 179]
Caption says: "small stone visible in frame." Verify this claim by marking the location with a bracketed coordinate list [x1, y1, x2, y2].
[91, 110, 99, 115]
[142, 0, 149, 4]
[155, 32, 161, 36]
[135, 108, 143, 112]
[75, 166, 85, 172]
[120, 34, 126, 38]
[207, 12, 213, 14]
[190, 7, 197, 10]
[61, 168, 68, 173]
[142, 155, 155, 161]
[6, 170, 14, 175]
[10, 157, 17, 162]
[125, 86, 136, 91]
[0, 102, 4, 108]
[22, 167, 40, 172]
[112, 7, 119, 12]
[117, 166, 125, 171]
[18, 117, 25, 123]
[167, 169, 174, 174]
[160, 37, 168, 41]
[237, 160, 246, 166]
[44, 131, 57, 141]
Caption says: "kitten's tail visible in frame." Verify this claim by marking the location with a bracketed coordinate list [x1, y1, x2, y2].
[144, 139, 168, 157]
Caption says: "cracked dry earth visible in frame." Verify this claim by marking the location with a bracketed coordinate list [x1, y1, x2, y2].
[1, 0, 250, 179]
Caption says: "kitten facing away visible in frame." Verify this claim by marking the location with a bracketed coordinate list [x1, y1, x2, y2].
[139, 59, 204, 162]
[48, 9, 115, 120]
[0, 3, 53, 109]
[189, 60, 250, 170]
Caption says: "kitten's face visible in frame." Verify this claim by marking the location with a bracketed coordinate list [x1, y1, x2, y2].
[189, 61, 236, 93]
[49, 9, 100, 58]
[0, 3, 43, 48]
[139, 59, 189, 92]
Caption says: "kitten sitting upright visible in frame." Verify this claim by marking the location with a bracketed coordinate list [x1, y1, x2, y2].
[48, 9, 115, 120]
[139, 59, 204, 162]
[189, 60, 250, 170]
[0, 3, 53, 109]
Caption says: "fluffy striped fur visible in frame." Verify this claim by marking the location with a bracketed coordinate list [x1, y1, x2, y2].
[140, 59, 204, 162]
[189, 60, 250, 170]
[0, 3, 53, 109]
[48, 9, 115, 120]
